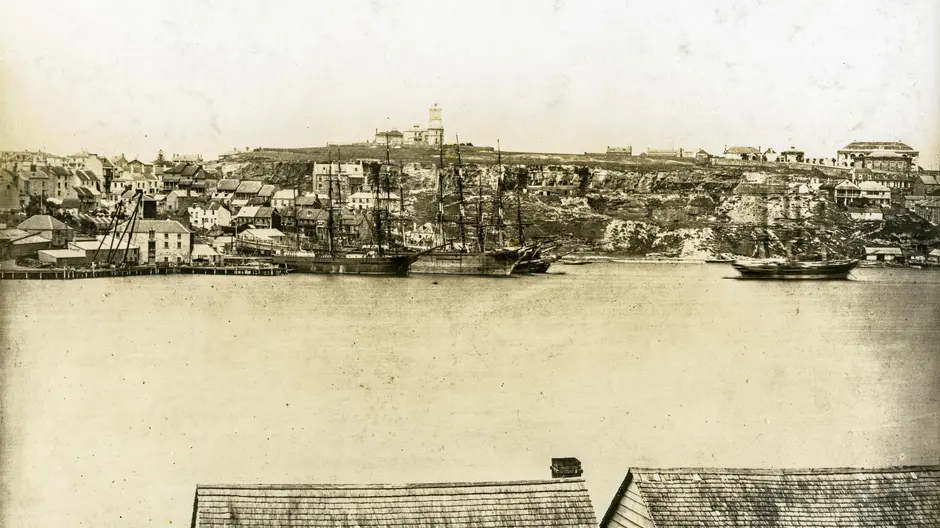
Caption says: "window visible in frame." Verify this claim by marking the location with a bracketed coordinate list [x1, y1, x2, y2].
[164, 233, 168, 238]
[177, 233, 182, 239]
[164, 242, 169, 249]
[177, 242, 182, 249]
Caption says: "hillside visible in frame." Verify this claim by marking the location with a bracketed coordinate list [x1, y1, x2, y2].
[217, 150, 940, 259]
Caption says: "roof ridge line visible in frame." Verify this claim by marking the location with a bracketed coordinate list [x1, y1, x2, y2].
[197, 478, 586, 490]
[628, 465, 940, 475]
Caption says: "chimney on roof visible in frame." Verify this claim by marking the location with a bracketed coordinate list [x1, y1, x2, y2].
[550, 458, 583, 479]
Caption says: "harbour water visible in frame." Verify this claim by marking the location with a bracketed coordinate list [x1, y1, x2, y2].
[1, 263, 938, 527]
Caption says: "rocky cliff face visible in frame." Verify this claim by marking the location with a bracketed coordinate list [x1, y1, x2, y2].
[224, 156, 938, 259]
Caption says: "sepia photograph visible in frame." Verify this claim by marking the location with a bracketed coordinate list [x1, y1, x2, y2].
[1, 1, 939, 526]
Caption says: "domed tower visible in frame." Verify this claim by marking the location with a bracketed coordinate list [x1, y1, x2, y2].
[428, 103, 443, 145]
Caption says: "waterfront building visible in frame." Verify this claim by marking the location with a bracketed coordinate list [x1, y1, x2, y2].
[865, 246, 902, 262]
[190, 243, 221, 265]
[190, 458, 596, 528]
[18, 214, 71, 247]
[37, 248, 87, 267]
[69, 235, 140, 265]
[115, 219, 192, 265]
[837, 141, 919, 169]
[0, 228, 52, 257]
[599, 466, 940, 528]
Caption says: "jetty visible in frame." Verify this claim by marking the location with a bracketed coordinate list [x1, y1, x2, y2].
[0, 264, 284, 281]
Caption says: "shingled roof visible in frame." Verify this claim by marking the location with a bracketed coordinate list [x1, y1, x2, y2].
[193, 479, 596, 528]
[600, 466, 940, 528]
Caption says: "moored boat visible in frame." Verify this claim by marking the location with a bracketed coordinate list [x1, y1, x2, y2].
[272, 251, 418, 276]
[731, 258, 859, 280]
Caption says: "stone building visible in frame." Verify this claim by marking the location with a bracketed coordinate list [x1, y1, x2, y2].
[837, 141, 918, 169]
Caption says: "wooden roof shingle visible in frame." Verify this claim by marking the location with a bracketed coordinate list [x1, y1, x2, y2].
[601, 466, 940, 528]
[193, 479, 596, 528]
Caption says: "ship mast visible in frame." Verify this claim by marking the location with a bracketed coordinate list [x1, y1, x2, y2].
[515, 168, 525, 246]
[436, 140, 447, 247]
[398, 167, 405, 248]
[455, 135, 467, 251]
[495, 139, 505, 247]
[384, 158, 393, 250]
[374, 138, 387, 256]
[326, 150, 336, 257]
[476, 159, 485, 253]
[336, 148, 345, 249]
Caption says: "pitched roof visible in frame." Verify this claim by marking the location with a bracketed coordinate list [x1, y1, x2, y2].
[258, 184, 277, 197]
[865, 247, 903, 255]
[919, 174, 940, 186]
[857, 181, 890, 192]
[164, 163, 188, 175]
[867, 149, 906, 158]
[181, 164, 202, 177]
[273, 189, 298, 200]
[18, 215, 68, 231]
[117, 219, 190, 234]
[254, 206, 276, 218]
[601, 467, 940, 528]
[191, 244, 219, 257]
[216, 179, 240, 191]
[234, 206, 261, 218]
[194, 479, 596, 528]
[295, 195, 321, 207]
[840, 141, 916, 152]
[724, 146, 760, 154]
[235, 180, 264, 194]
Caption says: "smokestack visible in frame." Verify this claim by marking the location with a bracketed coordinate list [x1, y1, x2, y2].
[550, 458, 583, 479]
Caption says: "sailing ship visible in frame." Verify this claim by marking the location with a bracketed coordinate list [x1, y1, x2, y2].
[731, 178, 858, 280]
[271, 149, 420, 276]
[406, 137, 530, 276]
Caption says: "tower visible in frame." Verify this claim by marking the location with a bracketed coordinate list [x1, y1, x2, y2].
[428, 103, 443, 146]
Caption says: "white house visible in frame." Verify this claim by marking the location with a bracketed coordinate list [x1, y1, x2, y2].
[347, 191, 402, 213]
[857, 180, 891, 207]
[115, 219, 192, 265]
[187, 201, 232, 230]
[848, 207, 884, 222]
[271, 189, 298, 209]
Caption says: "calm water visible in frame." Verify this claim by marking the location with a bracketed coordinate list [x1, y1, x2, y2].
[1, 264, 939, 527]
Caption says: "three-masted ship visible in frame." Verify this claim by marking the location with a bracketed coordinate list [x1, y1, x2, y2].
[271, 149, 419, 276]
[407, 138, 531, 276]
[731, 178, 858, 280]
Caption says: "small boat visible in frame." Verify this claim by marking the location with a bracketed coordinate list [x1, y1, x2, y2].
[560, 258, 592, 266]
[731, 258, 859, 280]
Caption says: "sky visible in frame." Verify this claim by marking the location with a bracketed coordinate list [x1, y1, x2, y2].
[1, 0, 939, 167]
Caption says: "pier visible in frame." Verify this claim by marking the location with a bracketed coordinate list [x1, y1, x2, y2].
[0, 265, 284, 281]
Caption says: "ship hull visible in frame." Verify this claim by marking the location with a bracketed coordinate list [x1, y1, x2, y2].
[410, 250, 520, 276]
[272, 254, 415, 276]
[513, 258, 553, 274]
[731, 259, 859, 280]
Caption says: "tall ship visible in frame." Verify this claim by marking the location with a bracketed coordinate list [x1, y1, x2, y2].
[270, 149, 420, 276]
[731, 178, 858, 280]
[405, 138, 532, 276]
